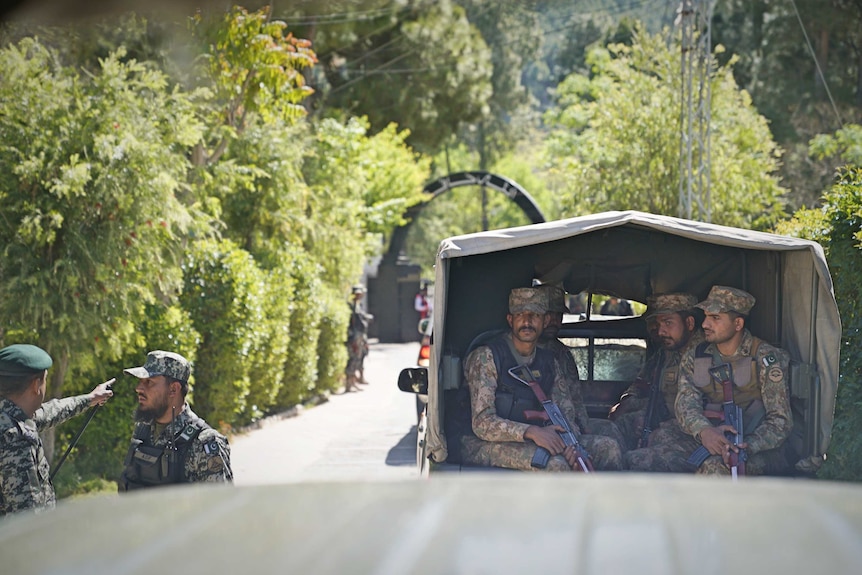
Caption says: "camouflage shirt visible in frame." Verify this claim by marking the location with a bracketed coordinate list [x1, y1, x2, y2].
[675, 329, 792, 455]
[622, 331, 704, 417]
[538, 337, 589, 432]
[0, 395, 90, 517]
[464, 333, 579, 443]
[126, 404, 233, 484]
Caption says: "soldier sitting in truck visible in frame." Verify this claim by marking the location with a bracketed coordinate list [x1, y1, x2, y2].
[458, 287, 624, 472]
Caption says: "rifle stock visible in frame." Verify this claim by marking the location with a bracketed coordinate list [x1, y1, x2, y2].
[508, 365, 594, 473]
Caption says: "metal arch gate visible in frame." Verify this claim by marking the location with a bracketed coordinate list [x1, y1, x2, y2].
[370, 171, 546, 342]
[384, 171, 546, 265]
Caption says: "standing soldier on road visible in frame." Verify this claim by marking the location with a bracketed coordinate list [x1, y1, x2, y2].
[0, 344, 113, 517]
[345, 284, 373, 392]
[119, 350, 232, 490]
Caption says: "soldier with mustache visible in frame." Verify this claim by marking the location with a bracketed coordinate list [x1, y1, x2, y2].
[459, 287, 623, 471]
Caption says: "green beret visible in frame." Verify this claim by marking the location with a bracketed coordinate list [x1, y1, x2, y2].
[0, 344, 53, 377]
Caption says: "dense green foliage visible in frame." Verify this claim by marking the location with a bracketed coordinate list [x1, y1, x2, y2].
[776, 168, 862, 481]
[544, 31, 787, 229]
[0, 6, 430, 490]
[1, 1, 861, 490]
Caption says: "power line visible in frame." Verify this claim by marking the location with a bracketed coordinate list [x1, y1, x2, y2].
[788, 0, 844, 129]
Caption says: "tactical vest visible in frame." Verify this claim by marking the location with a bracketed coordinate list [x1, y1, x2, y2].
[486, 337, 555, 424]
[692, 339, 763, 411]
[121, 418, 209, 490]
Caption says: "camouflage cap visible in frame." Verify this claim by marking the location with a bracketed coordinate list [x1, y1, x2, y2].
[124, 350, 191, 383]
[0, 344, 52, 377]
[536, 284, 571, 313]
[645, 293, 698, 319]
[509, 287, 547, 315]
[696, 285, 755, 315]
[351, 284, 367, 294]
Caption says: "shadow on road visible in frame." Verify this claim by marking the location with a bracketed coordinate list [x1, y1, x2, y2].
[385, 425, 418, 467]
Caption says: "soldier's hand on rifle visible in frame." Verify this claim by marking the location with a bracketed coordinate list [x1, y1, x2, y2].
[721, 440, 749, 466]
[524, 424, 567, 455]
[699, 425, 737, 456]
[561, 445, 580, 470]
[87, 378, 116, 407]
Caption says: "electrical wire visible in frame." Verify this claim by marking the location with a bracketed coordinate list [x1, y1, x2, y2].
[788, 0, 844, 129]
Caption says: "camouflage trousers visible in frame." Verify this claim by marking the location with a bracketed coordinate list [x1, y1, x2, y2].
[345, 335, 368, 375]
[624, 420, 699, 473]
[460, 433, 624, 472]
[614, 409, 675, 452]
[625, 420, 790, 476]
[585, 418, 629, 455]
[613, 409, 645, 452]
[698, 447, 790, 476]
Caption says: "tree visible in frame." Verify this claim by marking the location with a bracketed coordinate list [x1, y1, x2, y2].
[0, 39, 200, 413]
[190, 5, 317, 167]
[310, 0, 493, 154]
[543, 30, 786, 230]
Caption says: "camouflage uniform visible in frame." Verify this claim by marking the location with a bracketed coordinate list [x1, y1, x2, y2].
[121, 350, 232, 488]
[537, 285, 627, 451]
[345, 286, 372, 385]
[619, 330, 704, 456]
[460, 288, 623, 472]
[120, 404, 232, 488]
[630, 286, 793, 475]
[0, 395, 91, 516]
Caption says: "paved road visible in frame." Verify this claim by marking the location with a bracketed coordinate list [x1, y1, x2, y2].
[231, 341, 421, 485]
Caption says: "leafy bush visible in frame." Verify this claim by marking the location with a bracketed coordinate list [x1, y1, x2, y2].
[316, 285, 351, 395]
[777, 167, 862, 481]
[244, 265, 294, 422]
[181, 238, 267, 428]
[276, 247, 324, 408]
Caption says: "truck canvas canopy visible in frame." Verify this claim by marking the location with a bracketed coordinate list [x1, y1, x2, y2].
[426, 210, 841, 470]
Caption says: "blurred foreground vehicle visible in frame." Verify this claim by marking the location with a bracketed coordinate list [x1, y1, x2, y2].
[1, 476, 861, 575]
[399, 211, 840, 477]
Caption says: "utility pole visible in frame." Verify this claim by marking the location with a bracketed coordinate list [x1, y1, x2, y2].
[677, 0, 714, 222]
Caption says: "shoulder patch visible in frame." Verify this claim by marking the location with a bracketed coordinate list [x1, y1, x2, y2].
[204, 439, 220, 455]
[767, 366, 784, 383]
[762, 354, 777, 367]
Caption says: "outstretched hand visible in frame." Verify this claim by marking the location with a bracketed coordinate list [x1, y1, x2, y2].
[88, 378, 115, 407]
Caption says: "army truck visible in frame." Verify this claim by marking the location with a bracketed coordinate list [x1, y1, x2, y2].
[398, 210, 841, 476]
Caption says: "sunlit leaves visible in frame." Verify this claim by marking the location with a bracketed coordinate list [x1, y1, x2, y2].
[544, 30, 786, 230]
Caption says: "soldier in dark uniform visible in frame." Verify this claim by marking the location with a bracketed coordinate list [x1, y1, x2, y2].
[459, 287, 623, 471]
[120, 350, 232, 490]
[0, 344, 113, 516]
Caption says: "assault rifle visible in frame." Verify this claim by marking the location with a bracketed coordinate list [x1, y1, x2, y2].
[638, 349, 665, 449]
[686, 363, 747, 479]
[508, 365, 594, 473]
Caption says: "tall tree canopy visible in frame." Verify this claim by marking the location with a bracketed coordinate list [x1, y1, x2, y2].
[543, 30, 787, 230]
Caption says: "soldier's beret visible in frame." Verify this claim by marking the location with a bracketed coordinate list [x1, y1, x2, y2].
[0, 344, 53, 377]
